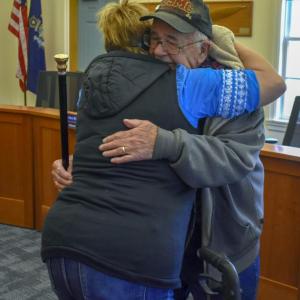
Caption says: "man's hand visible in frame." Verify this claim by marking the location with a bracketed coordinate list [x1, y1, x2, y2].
[99, 119, 158, 164]
[52, 157, 73, 191]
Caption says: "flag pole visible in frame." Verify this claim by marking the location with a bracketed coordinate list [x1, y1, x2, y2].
[24, 88, 27, 106]
[54, 54, 69, 171]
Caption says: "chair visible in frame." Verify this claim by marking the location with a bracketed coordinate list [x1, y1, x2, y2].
[282, 96, 300, 147]
[35, 71, 84, 112]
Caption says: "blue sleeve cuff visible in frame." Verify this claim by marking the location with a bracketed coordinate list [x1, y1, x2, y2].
[176, 67, 260, 128]
[217, 69, 260, 118]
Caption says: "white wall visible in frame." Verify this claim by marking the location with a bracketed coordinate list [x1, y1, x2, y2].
[235, 0, 282, 67]
[234, 0, 284, 141]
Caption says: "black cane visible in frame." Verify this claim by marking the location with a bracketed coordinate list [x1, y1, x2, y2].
[197, 247, 241, 300]
[54, 54, 69, 170]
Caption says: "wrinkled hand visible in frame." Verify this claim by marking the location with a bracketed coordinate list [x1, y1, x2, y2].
[99, 119, 158, 164]
[52, 156, 73, 191]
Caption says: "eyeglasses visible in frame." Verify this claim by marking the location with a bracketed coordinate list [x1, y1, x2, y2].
[142, 31, 204, 55]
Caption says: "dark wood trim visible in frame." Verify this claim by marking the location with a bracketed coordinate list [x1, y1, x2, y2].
[69, 0, 78, 71]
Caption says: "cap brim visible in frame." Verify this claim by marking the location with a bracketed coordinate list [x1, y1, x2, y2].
[140, 11, 197, 33]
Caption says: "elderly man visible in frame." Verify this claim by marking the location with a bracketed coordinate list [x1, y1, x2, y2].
[52, 0, 285, 299]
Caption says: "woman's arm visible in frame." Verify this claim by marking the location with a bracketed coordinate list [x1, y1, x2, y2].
[52, 156, 73, 191]
[235, 42, 286, 106]
[153, 109, 265, 188]
[176, 66, 260, 127]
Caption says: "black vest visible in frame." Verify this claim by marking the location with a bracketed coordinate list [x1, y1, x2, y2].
[42, 52, 199, 289]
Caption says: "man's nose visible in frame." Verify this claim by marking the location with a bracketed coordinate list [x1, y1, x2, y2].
[151, 42, 168, 57]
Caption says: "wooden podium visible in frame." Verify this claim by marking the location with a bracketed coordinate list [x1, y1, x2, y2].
[0, 105, 75, 229]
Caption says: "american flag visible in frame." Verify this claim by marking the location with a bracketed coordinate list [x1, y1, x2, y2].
[8, 0, 28, 92]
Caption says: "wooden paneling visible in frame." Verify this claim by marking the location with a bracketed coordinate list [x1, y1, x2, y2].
[206, 1, 253, 36]
[143, 1, 253, 36]
[33, 117, 61, 230]
[0, 112, 34, 228]
[257, 144, 300, 300]
[33, 116, 76, 230]
[143, 2, 159, 12]
[0, 105, 76, 229]
[258, 277, 298, 300]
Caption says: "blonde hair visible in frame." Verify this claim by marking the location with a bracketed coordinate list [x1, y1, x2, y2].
[97, 0, 151, 54]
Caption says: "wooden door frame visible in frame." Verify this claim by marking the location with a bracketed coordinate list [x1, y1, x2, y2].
[69, 0, 78, 71]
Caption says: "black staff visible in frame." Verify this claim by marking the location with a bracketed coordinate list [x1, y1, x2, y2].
[54, 54, 69, 170]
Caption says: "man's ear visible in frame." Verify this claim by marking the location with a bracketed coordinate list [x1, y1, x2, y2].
[198, 40, 211, 64]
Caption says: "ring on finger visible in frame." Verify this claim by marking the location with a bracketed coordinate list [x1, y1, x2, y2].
[121, 146, 126, 154]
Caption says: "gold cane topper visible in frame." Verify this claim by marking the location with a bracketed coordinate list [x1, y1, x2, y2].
[54, 54, 69, 73]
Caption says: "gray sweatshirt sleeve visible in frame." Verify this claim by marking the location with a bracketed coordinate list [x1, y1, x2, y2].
[153, 109, 265, 188]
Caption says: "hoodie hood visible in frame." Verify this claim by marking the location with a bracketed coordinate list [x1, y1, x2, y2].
[81, 51, 171, 118]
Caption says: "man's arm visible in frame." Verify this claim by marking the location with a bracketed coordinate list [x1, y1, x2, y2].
[99, 109, 264, 188]
[154, 109, 265, 188]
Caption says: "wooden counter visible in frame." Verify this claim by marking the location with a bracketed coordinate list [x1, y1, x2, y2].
[0, 105, 299, 298]
[0, 105, 75, 229]
[258, 143, 300, 300]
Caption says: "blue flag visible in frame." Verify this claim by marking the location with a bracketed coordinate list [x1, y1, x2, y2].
[27, 0, 46, 94]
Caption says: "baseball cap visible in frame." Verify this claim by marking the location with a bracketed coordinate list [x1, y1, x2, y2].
[140, 0, 213, 39]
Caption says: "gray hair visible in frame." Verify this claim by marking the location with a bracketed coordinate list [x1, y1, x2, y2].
[182, 30, 209, 47]
[193, 30, 209, 42]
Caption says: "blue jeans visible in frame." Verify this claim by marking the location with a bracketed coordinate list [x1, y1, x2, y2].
[46, 257, 174, 300]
